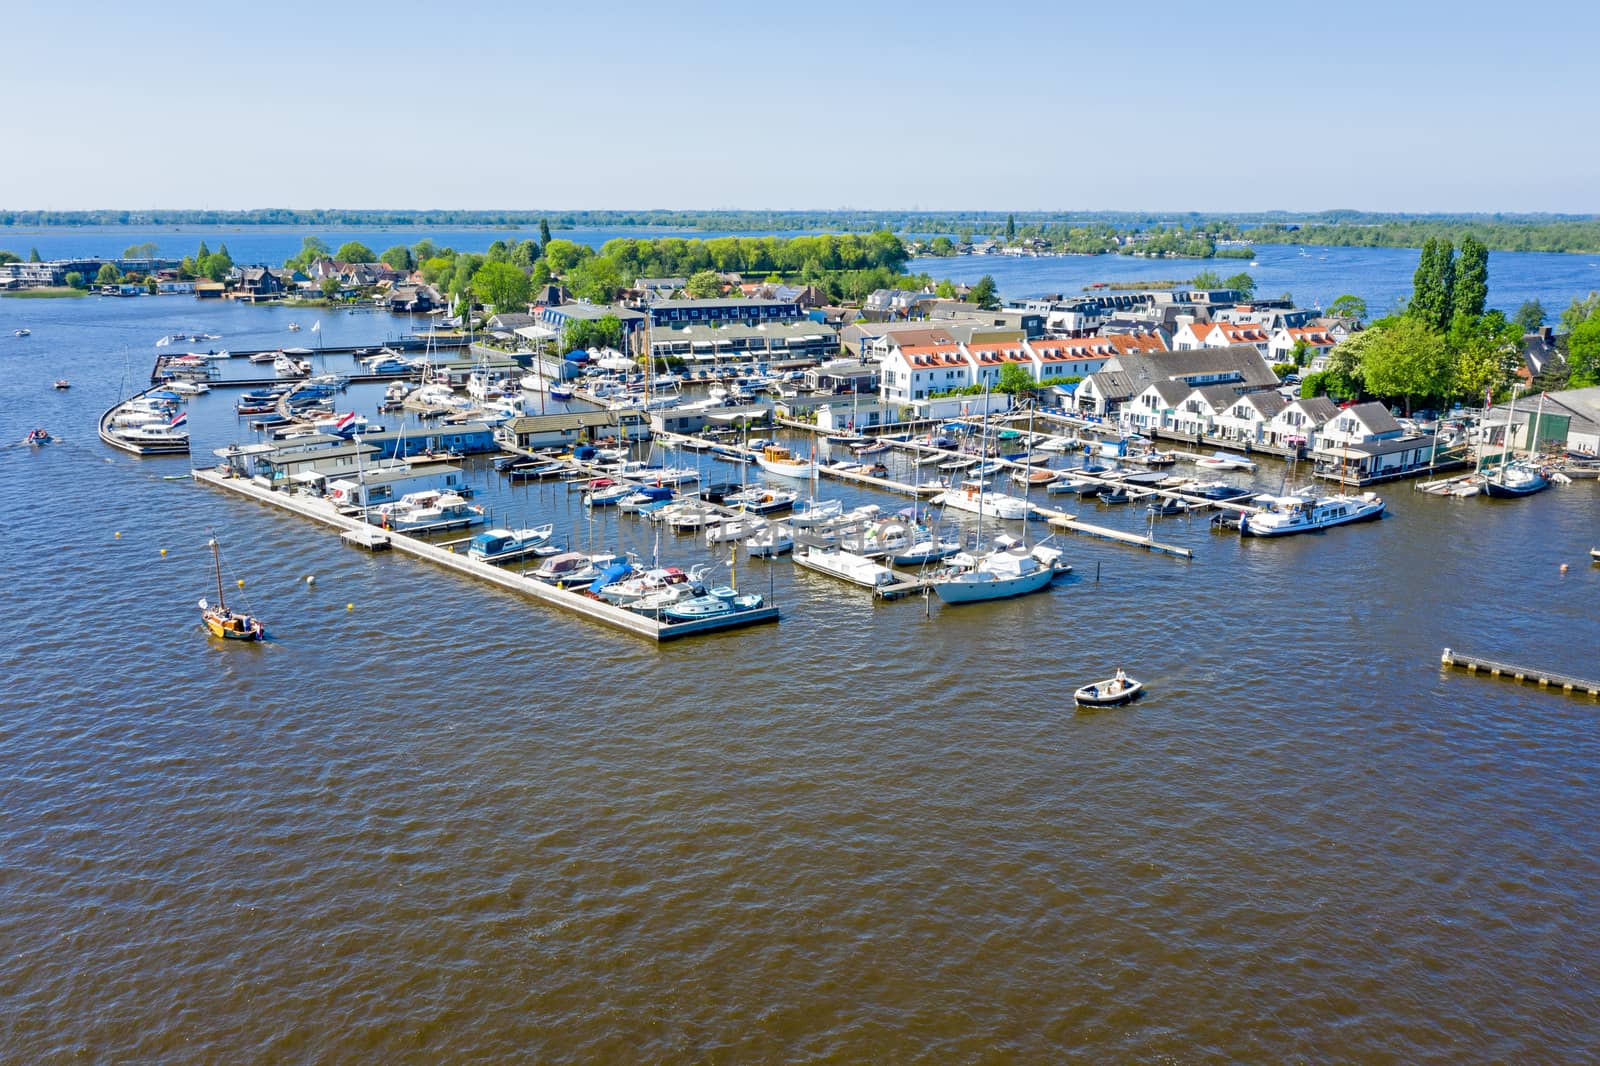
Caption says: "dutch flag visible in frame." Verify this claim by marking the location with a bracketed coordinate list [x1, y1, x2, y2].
[333, 411, 357, 436]
[311, 321, 320, 333]
[169, 410, 188, 429]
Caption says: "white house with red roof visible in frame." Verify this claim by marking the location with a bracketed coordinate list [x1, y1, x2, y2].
[878, 343, 975, 404]
[1171, 320, 1272, 359]
[964, 340, 1034, 391]
[1268, 326, 1339, 367]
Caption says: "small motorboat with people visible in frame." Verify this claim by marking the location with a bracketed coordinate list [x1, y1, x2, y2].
[1074, 669, 1143, 708]
[53, 379, 71, 390]
[287, 322, 302, 332]
[198, 538, 265, 641]
[14, 328, 31, 337]
[25, 427, 52, 445]
[1591, 546, 1600, 562]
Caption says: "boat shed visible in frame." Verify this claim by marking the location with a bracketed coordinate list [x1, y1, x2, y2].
[496, 410, 650, 451]
[326, 465, 468, 508]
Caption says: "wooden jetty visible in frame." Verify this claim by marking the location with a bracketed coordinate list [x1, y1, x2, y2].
[1440, 647, 1600, 698]
[193, 468, 779, 642]
[1043, 510, 1194, 559]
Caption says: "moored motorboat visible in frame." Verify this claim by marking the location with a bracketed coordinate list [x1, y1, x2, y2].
[1241, 492, 1384, 537]
[754, 443, 813, 478]
[468, 525, 556, 563]
[929, 546, 1055, 603]
[1196, 450, 1257, 471]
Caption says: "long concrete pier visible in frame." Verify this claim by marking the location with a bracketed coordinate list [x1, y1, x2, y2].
[192, 468, 779, 642]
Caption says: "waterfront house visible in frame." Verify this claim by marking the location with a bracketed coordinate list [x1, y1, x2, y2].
[1123, 380, 1195, 434]
[648, 321, 839, 365]
[1170, 320, 1272, 359]
[1212, 390, 1289, 444]
[1311, 401, 1440, 481]
[539, 303, 649, 348]
[1024, 338, 1117, 384]
[849, 324, 956, 361]
[1268, 327, 1339, 368]
[1074, 344, 1278, 417]
[646, 297, 801, 329]
[237, 267, 285, 300]
[965, 341, 1034, 391]
[1267, 396, 1340, 449]
[878, 343, 974, 404]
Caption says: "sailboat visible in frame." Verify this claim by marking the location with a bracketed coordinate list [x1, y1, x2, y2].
[1482, 386, 1550, 499]
[198, 538, 265, 640]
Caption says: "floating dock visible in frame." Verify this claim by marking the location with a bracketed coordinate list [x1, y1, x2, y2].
[192, 468, 778, 642]
[1440, 647, 1600, 698]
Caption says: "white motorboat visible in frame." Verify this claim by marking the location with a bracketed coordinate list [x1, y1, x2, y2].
[727, 487, 799, 515]
[114, 422, 191, 449]
[753, 444, 813, 479]
[468, 525, 555, 562]
[166, 380, 210, 395]
[794, 546, 897, 589]
[746, 524, 794, 557]
[930, 547, 1056, 603]
[273, 352, 309, 377]
[1241, 492, 1384, 537]
[1195, 451, 1257, 471]
[789, 497, 844, 528]
[706, 516, 765, 544]
[933, 481, 1032, 521]
[371, 492, 486, 532]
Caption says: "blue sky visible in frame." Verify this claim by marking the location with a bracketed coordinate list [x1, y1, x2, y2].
[2, 0, 1595, 212]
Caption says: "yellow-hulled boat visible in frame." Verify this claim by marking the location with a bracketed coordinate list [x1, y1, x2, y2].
[199, 538, 264, 641]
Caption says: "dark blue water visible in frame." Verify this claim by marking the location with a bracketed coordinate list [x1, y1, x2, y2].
[3, 293, 1600, 1061]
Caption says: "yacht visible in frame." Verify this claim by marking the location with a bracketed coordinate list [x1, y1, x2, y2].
[1240, 492, 1385, 537]
[746, 524, 794, 557]
[933, 481, 1032, 521]
[930, 547, 1057, 604]
[753, 444, 813, 479]
[1481, 461, 1550, 499]
[468, 526, 557, 563]
[371, 491, 486, 533]
[1196, 451, 1257, 471]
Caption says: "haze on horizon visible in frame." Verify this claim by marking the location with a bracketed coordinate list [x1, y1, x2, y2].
[3, 0, 1594, 215]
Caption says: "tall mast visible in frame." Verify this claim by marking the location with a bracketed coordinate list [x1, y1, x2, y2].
[211, 539, 226, 609]
[1500, 385, 1521, 475]
[1528, 390, 1545, 462]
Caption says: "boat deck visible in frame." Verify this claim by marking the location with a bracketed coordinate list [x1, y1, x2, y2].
[1440, 647, 1600, 698]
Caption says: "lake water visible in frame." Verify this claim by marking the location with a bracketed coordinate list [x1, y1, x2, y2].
[7, 224, 1600, 318]
[3, 294, 1599, 1061]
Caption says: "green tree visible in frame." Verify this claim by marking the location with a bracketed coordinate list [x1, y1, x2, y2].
[285, 236, 330, 273]
[539, 218, 553, 246]
[1512, 300, 1547, 334]
[64, 271, 84, 289]
[1451, 234, 1488, 322]
[566, 257, 622, 303]
[1190, 268, 1223, 289]
[1569, 317, 1600, 388]
[320, 277, 341, 299]
[929, 236, 955, 256]
[935, 278, 957, 299]
[542, 239, 587, 276]
[1560, 292, 1599, 332]
[1408, 237, 1455, 332]
[412, 238, 438, 263]
[563, 314, 623, 353]
[1328, 294, 1368, 321]
[1357, 316, 1452, 413]
[997, 361, 1035, 395]
[1223, 272, 1256, 300]
[511, 240, 540, 271]
[335, 241, 376, 264]
[0, 250, 19, 265]
[380, 244, 414, 272]
[28, 247, 41, 262]
[1005, 214, 1016, 243]
[199, 245, 233, 281]
[122, 241, 159, 259]
[145, 276, 158, 294]
[472, 260, 532, 314]
[685, 270, 722, 299]
[970, 274, 1000, 310]
[95, 263, 122, 285]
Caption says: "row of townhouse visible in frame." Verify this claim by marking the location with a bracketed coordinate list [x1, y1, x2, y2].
[1169, 320, 1340, 367]
[876, 333, 1169, 403]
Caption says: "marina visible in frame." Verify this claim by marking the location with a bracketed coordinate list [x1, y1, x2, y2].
[7, 234, 1600, 1065]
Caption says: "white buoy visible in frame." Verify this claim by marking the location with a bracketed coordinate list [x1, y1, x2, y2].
[306, 575, 316, 585]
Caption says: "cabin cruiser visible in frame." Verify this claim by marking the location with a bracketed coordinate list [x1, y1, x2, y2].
[468, 525, 556, 562]
[370, 491, 486, 533]
[933, 481, 1032, 521]
[1240, 492, 1384, 536]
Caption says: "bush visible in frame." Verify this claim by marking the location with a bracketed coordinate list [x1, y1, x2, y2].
[64, 271, 85, 289]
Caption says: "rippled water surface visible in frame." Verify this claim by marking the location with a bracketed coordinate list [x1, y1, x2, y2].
[2, 295, 1599, 1062]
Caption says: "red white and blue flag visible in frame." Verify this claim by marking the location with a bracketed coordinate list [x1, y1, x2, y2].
[168, 410, 188, 428]
[334, 411, 357, 435]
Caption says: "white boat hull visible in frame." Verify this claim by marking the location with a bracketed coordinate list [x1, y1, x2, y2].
[932, 564, 1055, 603]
